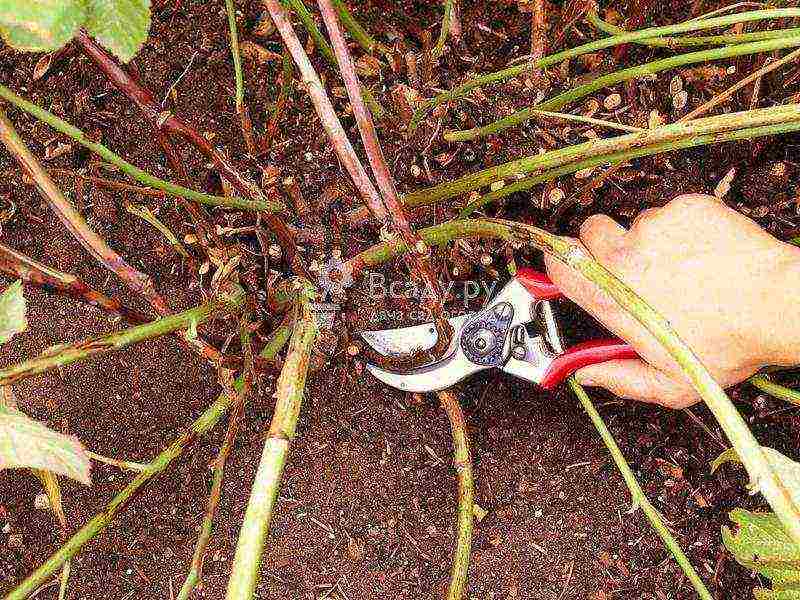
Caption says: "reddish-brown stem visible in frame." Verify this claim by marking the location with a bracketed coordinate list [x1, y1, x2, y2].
[75, 32, 304, 277]
[316, 0, 452, 353]
[264, 0, 388, 223]
[0, 108, 170, 316]
[530, 0, 547, 70]
[0, 107, 231, 366]
[0, 242, 149, 324]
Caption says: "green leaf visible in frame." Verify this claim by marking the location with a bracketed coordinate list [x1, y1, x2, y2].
[0, 280, 27, 345]
[85, 0, 151, 62]
[0, 0, 87, 52]
[724, 509, 800, 599]
[711, 447, 741, 473]
[754, 588, 800, 600]
[0, 404, 91, 485]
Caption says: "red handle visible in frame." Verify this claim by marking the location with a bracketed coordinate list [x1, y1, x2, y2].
[515, 267, 564, 300]
[539, 339, 638, 390]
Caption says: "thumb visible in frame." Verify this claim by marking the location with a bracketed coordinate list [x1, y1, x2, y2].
[575, 359, 698, 409]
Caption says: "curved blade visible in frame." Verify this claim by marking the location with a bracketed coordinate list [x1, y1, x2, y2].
[365, 348, 487, 393]
[361, 313, 472, 356]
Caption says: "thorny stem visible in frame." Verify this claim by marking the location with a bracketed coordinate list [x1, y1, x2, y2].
[445, 36, 800, 141]
[587, 10, 800, 48]
[225, 300, 318, 600]
[432, 0, 455, 59]
[568, 380, 713, 600]
[680, 47, 800, 122]
[0, 107, 170, 315]
[461, 119, 800, 216]
[750, 374, 800, 407]
[0, 84, 280, 213]
[74, 35, 301, 273]
[0, 242, 149, 325]
[410, 8, 800, 129]
[345, 218, 512, 276]
[437, 390, 474, 600]
[0, 289, 244, 387]
[223, 0, 257, 154]
[265, 0, 388, 222]
[283, 0, 386, 118]
[329, 0, 391, 58]
[318, 0, 453, 360]
[178, 319, 255, 600]
[5, 320, 294, 600]
[404, 104, 800, 209]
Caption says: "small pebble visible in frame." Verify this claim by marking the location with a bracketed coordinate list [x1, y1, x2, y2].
[673, 90, 689, 111]
[346, 344, 360, 357]
[547, 187, 565, 205]
[489, 180, 506, 192]
[648, 110, 664, 129]
[603, 93, 622, 110]
[34, 493, 50, 511]
[669, 75, 683, 96]
[410, 164, 422, 177]
[303, 152, 314, 162]
[480, 254, 492, 267]
[268, 244, 282, 261]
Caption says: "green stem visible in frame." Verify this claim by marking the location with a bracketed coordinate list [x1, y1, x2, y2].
[432, 0, 454, 59]
[178, 321, 254, 600]
[0, 289, 244, 386]
[587, 10, 800, 48]
[329, 0, 391, 57]
[4, 322, 293, 600]
[225, 301, 318, 600]
[284, 0, 385, 118]
[411, 8, 800, 129]
[224, 0, 245, 112]
[750, 374, 800, 406]
[445, 36, 800, 142]
[568, 379, 712, 600]
[461, 120, 800, 216]
[404, 104, 800, 209]
[224, 0, 256, 152]
[437, 390, 474, 600]
[345, 218, 513, 274]
[0, 85, 282, 213]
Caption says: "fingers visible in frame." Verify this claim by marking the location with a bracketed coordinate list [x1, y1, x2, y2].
[575, 359, 699, 409]
[579, 214, 628, 267]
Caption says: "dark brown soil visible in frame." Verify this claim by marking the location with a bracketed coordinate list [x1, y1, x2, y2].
[2, 1, 800, 599]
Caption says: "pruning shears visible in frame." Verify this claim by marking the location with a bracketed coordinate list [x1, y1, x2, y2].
[361, 268, 638, 393]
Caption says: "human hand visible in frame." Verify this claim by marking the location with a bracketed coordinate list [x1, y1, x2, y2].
[545, 194, 800, 408]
